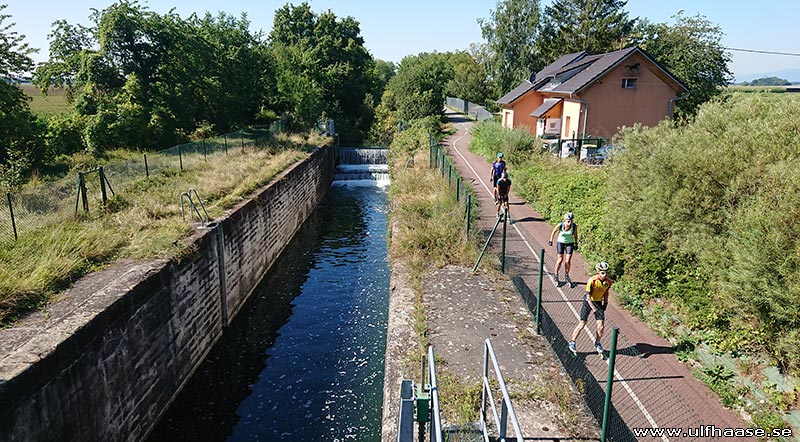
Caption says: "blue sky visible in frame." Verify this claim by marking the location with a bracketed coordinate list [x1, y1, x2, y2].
[4, 0, 799, 81]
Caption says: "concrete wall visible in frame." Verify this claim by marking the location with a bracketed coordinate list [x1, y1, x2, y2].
[0, 145, 335, 442]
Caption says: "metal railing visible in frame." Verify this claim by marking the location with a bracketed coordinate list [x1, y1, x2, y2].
[180, 188, 209, 225]
[427, 346, 443, 442]
[397, 345, 443, 442]
[480, 339, 523, 441]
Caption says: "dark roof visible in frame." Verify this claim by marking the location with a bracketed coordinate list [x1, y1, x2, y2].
[551, 47, 639, 94]
[498, 46, 688, 103]
[530, 98, 563, 117]
[534, 51, 587, 82]
[497, 80, 534, 105]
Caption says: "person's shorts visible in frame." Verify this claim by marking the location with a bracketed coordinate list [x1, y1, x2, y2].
[556, 242, 575, 255]
[496, 194, 509, 204]
[492, 175, 501, 187]
[580, 299, 606, 321]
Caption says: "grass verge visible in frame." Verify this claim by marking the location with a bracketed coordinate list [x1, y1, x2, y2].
[387, 124, 482, 420]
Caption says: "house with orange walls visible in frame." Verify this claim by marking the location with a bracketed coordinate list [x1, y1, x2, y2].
[497, 46, 688, 141]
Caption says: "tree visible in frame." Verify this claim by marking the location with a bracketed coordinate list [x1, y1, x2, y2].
[630, 12, 733, 119]
[478, 0, 544, 98]
[35, 1, 273, 151]
[269, 2, 375, 142]
[446, 51, 488, 105]
[0, 4, 41, 186]
[387, 52, 451, 122]
[538, 0, 635, 63]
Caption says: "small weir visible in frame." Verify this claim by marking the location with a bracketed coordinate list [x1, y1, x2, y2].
[335, 147, 390, 185]
[148, 147, 389, 441]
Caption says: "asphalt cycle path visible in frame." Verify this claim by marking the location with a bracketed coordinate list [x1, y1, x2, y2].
[441, 108, 749, 441]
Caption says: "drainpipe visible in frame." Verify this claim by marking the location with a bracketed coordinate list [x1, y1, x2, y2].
[668, 91, 690, 119]
[569, 93, 589, 139]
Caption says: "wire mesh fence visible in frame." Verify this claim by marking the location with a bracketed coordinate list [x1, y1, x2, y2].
[0, 126, 276, 247]
[446, 96, 495, 121]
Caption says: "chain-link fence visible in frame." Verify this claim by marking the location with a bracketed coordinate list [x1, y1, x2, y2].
[446, 97, 495, 121]
[0, 125, 278, 247]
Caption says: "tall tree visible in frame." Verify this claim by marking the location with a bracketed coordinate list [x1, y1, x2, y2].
[538, 0, 634, 63]
[386, 52, 451, 122]
[446, 51, 488, 105]
[629, 13, 733, 119]
[0, 4, 41, 186]
[478, 0, 543, 98]
[269, 2, 375, 142]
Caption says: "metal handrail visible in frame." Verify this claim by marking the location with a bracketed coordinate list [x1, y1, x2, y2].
[427, 346, 443, 442]
[481, 339, 523, 441]
[180, 188, 209, 225]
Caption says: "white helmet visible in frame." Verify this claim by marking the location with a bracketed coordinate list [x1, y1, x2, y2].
[563, 212, 574, 221]
[596, 261, 609, 272]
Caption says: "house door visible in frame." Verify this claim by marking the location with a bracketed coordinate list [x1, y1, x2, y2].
[564, 116, 571, 139]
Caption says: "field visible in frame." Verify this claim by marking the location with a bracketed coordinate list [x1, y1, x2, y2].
[725, 84, 790, 93]
[18, 83, 71, 115]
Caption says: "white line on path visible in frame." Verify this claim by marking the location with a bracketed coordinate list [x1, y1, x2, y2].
[449, 122, 667, 442]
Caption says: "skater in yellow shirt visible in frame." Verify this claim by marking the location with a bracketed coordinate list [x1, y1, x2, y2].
[569, 261, 612, 356]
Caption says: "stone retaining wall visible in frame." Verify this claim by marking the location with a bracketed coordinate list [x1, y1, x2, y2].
[0, 145, 335, 442]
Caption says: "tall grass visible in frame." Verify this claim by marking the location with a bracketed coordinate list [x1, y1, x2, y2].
[0, 132, 326, 324]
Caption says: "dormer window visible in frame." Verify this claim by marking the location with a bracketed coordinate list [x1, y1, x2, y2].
[622, 78, 637, 89]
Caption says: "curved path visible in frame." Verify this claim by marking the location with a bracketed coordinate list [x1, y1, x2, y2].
[442, 109, 750, 441]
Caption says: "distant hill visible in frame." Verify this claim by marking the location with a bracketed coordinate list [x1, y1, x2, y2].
[742, 76, 791, 86]
[737, 68, 800, 83]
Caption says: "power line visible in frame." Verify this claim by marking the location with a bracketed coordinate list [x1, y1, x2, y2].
[724, 47, 800, 57]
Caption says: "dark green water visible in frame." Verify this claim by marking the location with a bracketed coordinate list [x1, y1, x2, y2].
[148, 184, 389, 442]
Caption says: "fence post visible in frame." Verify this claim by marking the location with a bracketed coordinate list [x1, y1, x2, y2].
[80, 173, 89, 212]
[99, 166, 108, 205]
[144, 153, 149, 177]
[179, 144, 184, 170]
[536, 248, 544, 334]
[448, 162, 452, 187]
[203, 140, 208, 161]
[456, 178, 461, 202]
[601, 328, 620, 442]
[465, 194, 471, 239]
[501, 211, 507, 273]
[7, 192, 17, 241]
[429, 144, 433, 169]
[224, 134, 228, 152]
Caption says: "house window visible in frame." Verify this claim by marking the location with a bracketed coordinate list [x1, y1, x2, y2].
[622, 78, 637, 89]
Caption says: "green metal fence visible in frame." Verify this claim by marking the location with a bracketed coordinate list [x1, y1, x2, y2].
[428, 135, 477, 241]
[1, 125, 277, 246]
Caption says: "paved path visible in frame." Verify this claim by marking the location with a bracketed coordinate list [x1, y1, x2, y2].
[441, 109, 749, 441]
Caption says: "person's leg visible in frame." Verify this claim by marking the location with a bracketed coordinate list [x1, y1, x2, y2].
[555, 242, 565, 276]
[564, 247, 573, 276]
[571, 320, 586, 342]
[596, 319, 605, 343]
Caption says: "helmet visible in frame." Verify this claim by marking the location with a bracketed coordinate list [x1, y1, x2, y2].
[596, 261, 609, 272]
[563, 212, 574, 221]
[501, 171, 508, 179]
[497, 152, 503, 158]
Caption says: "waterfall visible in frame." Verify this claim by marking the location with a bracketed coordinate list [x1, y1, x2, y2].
[334, 147, 389, 187]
